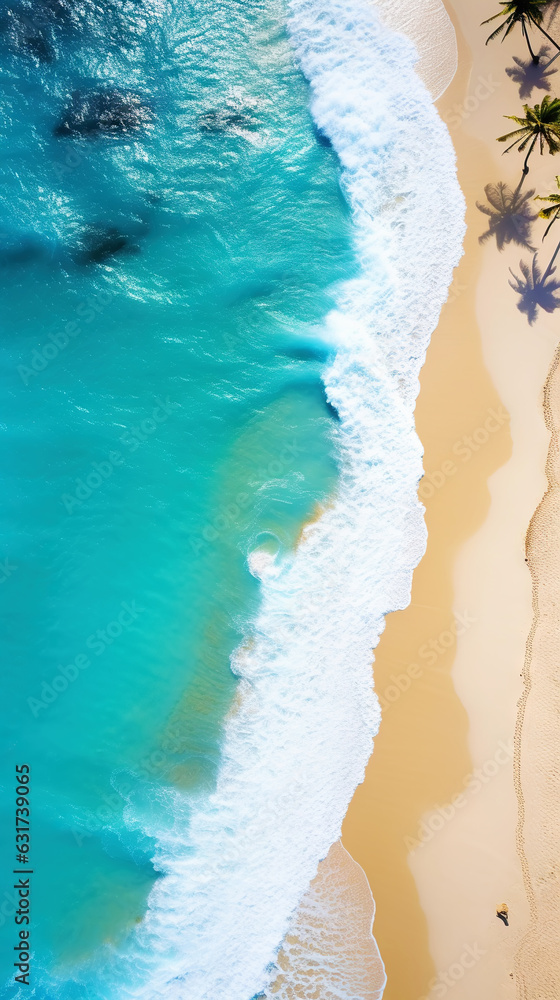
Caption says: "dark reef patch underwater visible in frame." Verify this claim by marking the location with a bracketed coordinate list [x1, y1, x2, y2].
[53, 88, 154, 138]
[0, 0, 356, 994]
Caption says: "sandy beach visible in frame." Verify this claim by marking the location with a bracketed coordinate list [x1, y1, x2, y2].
[519, 341, 560, 999]
[342, 2, 560, 998]
[11, 0, 560, 997]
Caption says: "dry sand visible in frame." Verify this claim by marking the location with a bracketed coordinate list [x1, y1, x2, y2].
[341, 1, 560, 998]
[517, 345, 560, 1000]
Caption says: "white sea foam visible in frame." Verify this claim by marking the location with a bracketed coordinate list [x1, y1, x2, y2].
[372, 0, 458, 101]
[266, 840, 387, 1000]
[113, 2, 465, 998]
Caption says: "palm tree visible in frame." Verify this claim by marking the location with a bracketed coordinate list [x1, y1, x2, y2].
[498, 96, 560, 181]
[483, 2, 560, 64]
[536, 175, 560, 274]
[536, 174, 560, 234]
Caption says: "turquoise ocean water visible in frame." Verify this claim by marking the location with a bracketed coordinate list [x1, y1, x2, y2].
[0, 0, 464, 998]
[0, 0, 352, 984]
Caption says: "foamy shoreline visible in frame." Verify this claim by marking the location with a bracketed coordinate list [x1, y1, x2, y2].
[344, 1, 560, 998]
[268, 2, 465, 998]
[110, 3, 465, 999]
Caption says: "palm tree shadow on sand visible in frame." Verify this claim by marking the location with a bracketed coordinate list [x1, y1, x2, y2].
[477, 181, 539, 251]
[509, 254, 560, 324]
[506, 47, 557, 98]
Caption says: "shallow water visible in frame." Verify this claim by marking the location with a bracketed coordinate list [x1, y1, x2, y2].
[0, 0, 464, 997]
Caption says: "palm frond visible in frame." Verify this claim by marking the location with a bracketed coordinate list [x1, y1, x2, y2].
[482, 2, 556, 52]
[497, 99, 560, 170]
[543, 132, 560, 153]
[536, 179, 560, 235]
[503, 112, 533, 125]
[538, 204, 560, 217]
[536, 176, 560, 209]
[482, 10, 505, 26]
[497, 127, 532, 142]
[485, 21, 509, 42]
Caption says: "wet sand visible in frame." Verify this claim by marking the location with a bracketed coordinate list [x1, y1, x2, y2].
[267, 841, 386, 1000]
[343, 1, 560, 997]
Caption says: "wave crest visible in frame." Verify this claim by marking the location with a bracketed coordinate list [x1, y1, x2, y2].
[108, 2, 465, 998]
